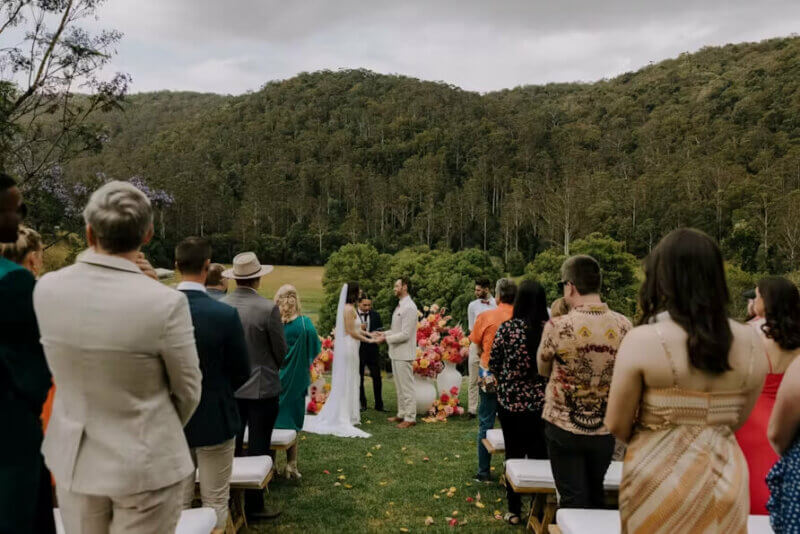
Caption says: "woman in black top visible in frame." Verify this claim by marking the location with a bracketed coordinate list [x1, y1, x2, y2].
[490, 279, 550, 524]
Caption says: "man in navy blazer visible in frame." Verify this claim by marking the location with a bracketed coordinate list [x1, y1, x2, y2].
[175, 237, 250, 531]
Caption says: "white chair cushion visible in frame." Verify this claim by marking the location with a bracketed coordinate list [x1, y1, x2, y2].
[242, 427, 297, 447]
[556, 509, 775, 534]
[271, 429, 297, 446]
[557, 509, 619, 534]
[505, 459, 556, 489]
[54, 509, 65, 534]
[504, 460, 623, 490]
[229, 455, 273, 487]
[749, 515, 775, 534]
[486, 428, 505, 450]
[604, 461, 623, 489]
[176, 507, 216, 534]
[56, 507, 217, 534]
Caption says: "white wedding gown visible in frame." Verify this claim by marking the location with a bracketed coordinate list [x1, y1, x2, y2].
[303, 284, 371, 438]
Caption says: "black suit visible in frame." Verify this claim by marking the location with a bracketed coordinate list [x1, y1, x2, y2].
[0, 260, 55, 534]
[180, 289, 250, 448]
[358, 309, 384, 410]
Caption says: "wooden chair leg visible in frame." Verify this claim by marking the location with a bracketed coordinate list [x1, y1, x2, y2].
[229, 490, 246, 533]
[541, 496, 557, 534]
[527, 494, 546, 534]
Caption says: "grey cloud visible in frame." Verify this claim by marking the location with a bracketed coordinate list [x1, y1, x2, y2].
[93, 0, 800, 94]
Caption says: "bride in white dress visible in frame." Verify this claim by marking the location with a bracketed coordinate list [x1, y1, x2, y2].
[304, 282, 374, 438]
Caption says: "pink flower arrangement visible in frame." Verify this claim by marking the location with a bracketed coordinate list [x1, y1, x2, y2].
[308, 334, 335, 414]
[413, 305, 469, 378]
[426, 386, 465, 421]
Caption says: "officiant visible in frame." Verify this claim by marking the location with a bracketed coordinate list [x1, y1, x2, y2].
[358, 294, 385, 411]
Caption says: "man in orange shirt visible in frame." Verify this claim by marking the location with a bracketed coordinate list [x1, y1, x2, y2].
[469, 278, 516, 482]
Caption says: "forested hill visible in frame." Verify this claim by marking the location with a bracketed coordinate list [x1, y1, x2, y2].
[60, 36, 800, 272]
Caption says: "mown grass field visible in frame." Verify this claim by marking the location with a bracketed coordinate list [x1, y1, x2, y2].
[163, 265, 325, 324]
[263, 377, 511, 534]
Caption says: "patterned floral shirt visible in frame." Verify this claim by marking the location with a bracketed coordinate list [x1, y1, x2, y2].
[490, 318, 547, 413]
[537, 304, 632, 435]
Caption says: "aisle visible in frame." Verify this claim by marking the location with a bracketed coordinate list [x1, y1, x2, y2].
[262, 377, 510, 533]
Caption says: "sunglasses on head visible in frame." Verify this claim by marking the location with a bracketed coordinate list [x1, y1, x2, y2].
[557, 280, 572, 292]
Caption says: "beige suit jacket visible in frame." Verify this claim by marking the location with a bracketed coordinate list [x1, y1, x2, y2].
[386, 296, 418, 361]
[34, 249, 202, 496]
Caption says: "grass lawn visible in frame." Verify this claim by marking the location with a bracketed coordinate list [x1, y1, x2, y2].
[164, 265, 325, 325]
[261, 376, 512, 534]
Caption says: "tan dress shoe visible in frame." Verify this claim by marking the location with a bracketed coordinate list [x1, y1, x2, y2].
[396, 421, 416, 429]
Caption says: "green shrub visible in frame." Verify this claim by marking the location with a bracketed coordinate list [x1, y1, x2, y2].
[525, 233, 639, 317]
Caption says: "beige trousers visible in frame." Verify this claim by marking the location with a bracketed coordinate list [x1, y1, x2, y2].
[391, 359, 416, 422]
[181, 438, 235, 529]
[467, 343, 480, 414]
[56, 479, 182, 534]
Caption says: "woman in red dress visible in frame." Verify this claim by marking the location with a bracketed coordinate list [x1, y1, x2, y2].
[735, 276, 800, 515]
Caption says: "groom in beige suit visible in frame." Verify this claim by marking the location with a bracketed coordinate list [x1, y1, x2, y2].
[376, 277, 418, 429]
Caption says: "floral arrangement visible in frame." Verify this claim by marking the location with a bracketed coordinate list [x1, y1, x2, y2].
[424, 386, 466, 422]
[413, 304, 469, 377]
[307, 335, 334, 414]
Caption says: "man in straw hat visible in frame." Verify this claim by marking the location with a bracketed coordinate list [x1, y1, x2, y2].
[221, 252, 286, 521]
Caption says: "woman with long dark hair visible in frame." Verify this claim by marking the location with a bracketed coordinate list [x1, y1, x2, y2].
[304, 281, 375, 438]
[605, 228, 767, 533]
[735, 277, 800, 515]
[489, 279, 550, 525]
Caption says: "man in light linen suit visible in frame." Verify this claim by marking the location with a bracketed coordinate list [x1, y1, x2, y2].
[34, 181, 202, 534]
[377, 277, 418, 429]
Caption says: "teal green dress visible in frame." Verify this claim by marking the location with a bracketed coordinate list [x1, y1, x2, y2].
[275, 316, 321, 431]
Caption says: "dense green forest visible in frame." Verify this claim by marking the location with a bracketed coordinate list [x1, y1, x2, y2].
[32, 36, 800, 271]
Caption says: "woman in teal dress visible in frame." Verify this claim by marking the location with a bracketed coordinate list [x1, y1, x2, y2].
[274, 284, 321, 479]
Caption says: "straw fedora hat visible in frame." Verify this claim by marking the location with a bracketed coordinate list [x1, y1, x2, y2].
[222, 252, 274, 280]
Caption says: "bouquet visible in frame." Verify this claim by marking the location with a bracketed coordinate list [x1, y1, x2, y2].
[424, 386, 466, 422]
[308, 334, 334, 414]
[413, 304, 469, 377]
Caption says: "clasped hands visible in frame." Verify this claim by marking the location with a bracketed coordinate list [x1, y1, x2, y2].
[366, 332, 386, 344]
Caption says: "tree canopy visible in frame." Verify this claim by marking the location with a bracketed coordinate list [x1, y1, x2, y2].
[18, 36, 800, 276]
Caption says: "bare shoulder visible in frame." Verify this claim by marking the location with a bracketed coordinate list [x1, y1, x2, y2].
[617, 324, 658, 360]
[730, 319, 769, 381]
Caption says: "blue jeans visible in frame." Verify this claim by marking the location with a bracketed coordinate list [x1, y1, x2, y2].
[476, 390, 498, 477]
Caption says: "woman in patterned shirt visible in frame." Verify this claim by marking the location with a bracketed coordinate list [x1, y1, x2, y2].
[490, 279, 550, 524]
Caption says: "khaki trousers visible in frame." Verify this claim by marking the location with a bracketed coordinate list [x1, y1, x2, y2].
[467, 343, 480, 415]
[391, 359, 416, 422]
[56, 479, 182, 534]
[181, 438, 235, 529]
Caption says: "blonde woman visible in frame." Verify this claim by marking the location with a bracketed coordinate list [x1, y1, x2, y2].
[274, 284, 320, 479]
[549, 297, 571, 318]
[0, 225, 44, 278]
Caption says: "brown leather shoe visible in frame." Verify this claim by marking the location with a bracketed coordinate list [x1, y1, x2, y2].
[387, 416, 403, 423]
[396, 421, 416, 429]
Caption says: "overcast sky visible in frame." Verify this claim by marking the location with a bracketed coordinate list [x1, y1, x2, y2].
[89, 0, 800, 95]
